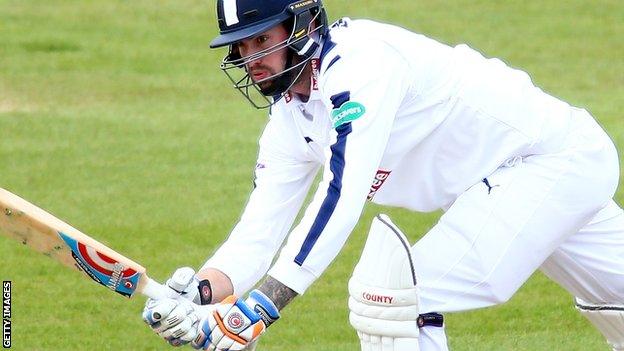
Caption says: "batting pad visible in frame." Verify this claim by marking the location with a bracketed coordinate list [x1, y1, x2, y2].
[576, 298, 624, 350]
[349, 214, 420, 351]
[350, 214, 417, 289]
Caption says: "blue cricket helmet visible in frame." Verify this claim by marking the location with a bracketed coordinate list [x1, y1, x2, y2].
[210, 0, 329, 109]
[211, 0, 293, 48]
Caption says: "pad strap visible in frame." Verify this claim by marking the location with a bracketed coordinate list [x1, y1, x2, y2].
[418, 313, 444, 328]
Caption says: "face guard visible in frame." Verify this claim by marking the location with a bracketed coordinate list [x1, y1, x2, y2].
[211, 0, 328, 109]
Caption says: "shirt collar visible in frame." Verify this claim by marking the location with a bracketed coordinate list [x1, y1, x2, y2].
[279, 49, 323, 111]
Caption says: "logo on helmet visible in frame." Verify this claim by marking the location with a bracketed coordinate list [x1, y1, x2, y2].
[291, 0, 316, 10]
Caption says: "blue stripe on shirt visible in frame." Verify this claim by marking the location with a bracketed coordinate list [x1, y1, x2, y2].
[294, 122, 353, 265]
[326, 55, 341, 71]
[319, 33, 336, 65]
[330, 91, 350, 109]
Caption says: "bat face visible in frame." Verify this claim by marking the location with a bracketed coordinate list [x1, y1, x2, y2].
[58, 232, 142, 297]
[0, 188, 167, 299]
[0, 204, 74, 267]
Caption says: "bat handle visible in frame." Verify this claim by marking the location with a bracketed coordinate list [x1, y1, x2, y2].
[140, 276, 178, 300]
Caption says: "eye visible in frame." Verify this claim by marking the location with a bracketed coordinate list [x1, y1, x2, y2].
[256, 35, 269, 45]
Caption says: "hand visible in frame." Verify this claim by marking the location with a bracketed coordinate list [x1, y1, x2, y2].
[143, 298, 206, 347]
[192, 290, 280, 350]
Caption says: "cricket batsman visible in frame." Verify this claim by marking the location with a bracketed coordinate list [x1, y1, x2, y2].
[142, 0, 624, 349]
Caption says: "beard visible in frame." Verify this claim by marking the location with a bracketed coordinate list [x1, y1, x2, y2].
[256, 69, 295, 96]
[252, 51, 306, 97]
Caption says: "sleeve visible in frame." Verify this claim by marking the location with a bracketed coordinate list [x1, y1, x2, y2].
[267, 42, 412, 294]
[202, 115, 320, 295]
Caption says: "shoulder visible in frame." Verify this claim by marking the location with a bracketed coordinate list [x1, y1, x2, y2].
[321, 18, 452, 70]
[319, 18, 420, 81]
[320, 18, 395, 67]
[317, 20, 414, 103]
[318, 18, 458, 103]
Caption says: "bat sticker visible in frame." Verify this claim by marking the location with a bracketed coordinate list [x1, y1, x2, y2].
[58, 232, 140, 297]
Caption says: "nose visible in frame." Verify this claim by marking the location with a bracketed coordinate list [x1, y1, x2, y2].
[248, 54, 262, 66]
[238, 47, 261, 68]
[245, 53, 265, 72]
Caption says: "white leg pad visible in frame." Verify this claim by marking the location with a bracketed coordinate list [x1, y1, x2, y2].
[349, 214, 420, 351]
[351, 214, 418, 290]
[576, 298, 624, 350]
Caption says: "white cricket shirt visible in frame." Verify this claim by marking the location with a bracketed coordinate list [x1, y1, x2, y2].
[204, 18, 573, 295]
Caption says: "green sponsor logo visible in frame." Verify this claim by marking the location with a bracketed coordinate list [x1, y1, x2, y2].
[331, 101, 366, 128]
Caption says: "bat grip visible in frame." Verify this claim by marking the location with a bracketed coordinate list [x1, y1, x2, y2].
[141, 277, 178, 300]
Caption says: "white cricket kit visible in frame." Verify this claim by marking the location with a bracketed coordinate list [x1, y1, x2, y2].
[205, 18, 624, 347]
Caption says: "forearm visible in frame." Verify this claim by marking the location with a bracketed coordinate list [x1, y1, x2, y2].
[257, 276, 299, 311]
[196, 267, 298, 311]
[195, 267, 234, 303]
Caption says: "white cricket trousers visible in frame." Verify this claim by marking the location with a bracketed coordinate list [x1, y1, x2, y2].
[411, 108, 623, 350]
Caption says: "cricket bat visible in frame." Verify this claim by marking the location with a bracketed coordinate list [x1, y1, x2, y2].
[0, 187, 173, 300]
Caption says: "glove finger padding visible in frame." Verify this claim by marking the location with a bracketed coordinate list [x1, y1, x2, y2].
[155, 301, 196, 333]
[143, 298, 179, 330]
[144, 298, 211, 347]
[159, 312, 199, 340]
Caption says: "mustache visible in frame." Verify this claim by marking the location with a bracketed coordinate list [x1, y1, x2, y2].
[248, 65, 275, 74]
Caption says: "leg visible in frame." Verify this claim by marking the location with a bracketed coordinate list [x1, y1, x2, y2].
[541, 200, 624, 350]
[349, 214, 446, 351]
[575, 299, 624, 351]
[412, 111, 619, 348]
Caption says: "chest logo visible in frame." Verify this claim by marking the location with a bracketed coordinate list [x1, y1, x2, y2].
[331, 101, 366, 128]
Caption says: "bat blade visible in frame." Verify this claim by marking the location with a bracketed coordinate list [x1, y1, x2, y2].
[0, 188, 171, 299]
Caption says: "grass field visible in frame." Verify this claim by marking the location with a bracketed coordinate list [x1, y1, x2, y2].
[1, 0, 623, 350]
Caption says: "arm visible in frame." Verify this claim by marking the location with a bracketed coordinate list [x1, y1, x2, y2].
[267, 42, 413, 294]
[201, 113, 321, 296]
[257, 276, 298, 311]
[146, 50, 411, 347]
[180, 52, 412, 347]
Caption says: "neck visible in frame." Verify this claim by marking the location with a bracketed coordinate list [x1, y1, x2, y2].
[289, 63, 312, 101]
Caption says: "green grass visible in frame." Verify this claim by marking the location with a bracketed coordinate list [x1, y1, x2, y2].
[1, 0, 623, 350]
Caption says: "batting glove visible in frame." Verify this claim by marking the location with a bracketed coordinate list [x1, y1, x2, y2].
[191, 290, 280, 350]
[166, 267, 214, 305]
[143, 297, 212, 347]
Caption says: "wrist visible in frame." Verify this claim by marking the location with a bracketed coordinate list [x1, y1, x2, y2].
[245, 289, 281, 328]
